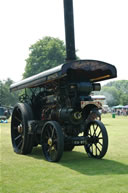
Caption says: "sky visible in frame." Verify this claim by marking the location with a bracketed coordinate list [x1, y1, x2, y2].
[0, 0, 128, 84]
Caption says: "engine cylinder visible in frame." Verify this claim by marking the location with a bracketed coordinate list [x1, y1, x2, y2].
[51, 108, 83, 125]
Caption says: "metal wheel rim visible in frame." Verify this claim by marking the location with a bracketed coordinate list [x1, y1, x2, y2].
[42, 123, 58, 161]
[85, 121, 108, 158]
[11, 107, 24, 152]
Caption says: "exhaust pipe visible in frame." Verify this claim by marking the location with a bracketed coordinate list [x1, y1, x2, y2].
[63, 0, 76, 61]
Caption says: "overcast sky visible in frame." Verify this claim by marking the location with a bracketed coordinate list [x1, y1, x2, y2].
[0, 0, 128, 84]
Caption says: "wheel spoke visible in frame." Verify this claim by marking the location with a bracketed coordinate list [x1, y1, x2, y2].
[98, 137, 103, 140]
[93, 124, 98, 136]
[17, 108, 21, 116]
[89, 127, 92, 136]
[46, 128, 51, 138]
[14, 134, 22, 141]
[95, 144, 98, 156]
[17, 139, 23, 148]
[97, 130, 102, 137]
[88, 133, 91, 137]
[49, 125, 53, 135]
[52, 139, 57, 145]
[93, 124, 95, 135]
[51, 127, 55, 138]
[49, 148, 57, 160]
[91, 144, 93, 154]
[47, 145, 51, 153]
[14, 116, 22, 123]
[95, 143, 101, 154]
[88, 143, 92, 150]
[98, 141, 103, 147]
[45, 132, 49, 140]
[44, 143, 49, 152]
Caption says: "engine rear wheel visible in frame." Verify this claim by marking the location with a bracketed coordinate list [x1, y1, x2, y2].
[41, 121, 64, 162]
[11, 103, 33, 154]
[84, 120, 108, 159]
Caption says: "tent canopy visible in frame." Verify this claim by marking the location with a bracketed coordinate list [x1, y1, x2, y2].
[124, 105, 128, 109]
[112, 105, 124, 109]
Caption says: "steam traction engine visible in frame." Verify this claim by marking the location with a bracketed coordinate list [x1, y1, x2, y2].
[10, 60, 117, 162]
[10, 0, 117, 162]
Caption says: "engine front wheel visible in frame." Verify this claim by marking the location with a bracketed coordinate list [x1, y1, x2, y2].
[87, 110, 101, 121]
[41, 121, 64, 162]
[84, 120, 108, 159]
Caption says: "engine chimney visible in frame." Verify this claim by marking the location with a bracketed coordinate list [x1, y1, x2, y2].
[63, 0, 76, 61]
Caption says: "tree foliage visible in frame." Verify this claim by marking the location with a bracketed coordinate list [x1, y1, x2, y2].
[0, 79, 19, 107]
[23, 36, 66, 78]
[100, 80, 128, 106]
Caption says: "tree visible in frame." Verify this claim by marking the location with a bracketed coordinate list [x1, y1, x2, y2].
[120, 94, 128, 106]
[100, 86, 119, 107]
[106, 80, 128, 94]
[0, 79, 19, 106]
[100, 80, 128, 106]
[23, 36, 66, 78]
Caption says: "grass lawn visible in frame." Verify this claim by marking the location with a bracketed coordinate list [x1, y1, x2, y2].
[1, 114, 128, 193]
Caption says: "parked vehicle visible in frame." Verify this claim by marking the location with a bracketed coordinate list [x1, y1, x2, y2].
[0, 106, 11, 120]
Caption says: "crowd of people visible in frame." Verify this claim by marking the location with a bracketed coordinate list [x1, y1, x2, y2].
[115, 109, 128, 116]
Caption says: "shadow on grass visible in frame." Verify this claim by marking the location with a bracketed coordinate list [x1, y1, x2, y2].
[29, 146, 128, 176]
[61, 152, 128, 176]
